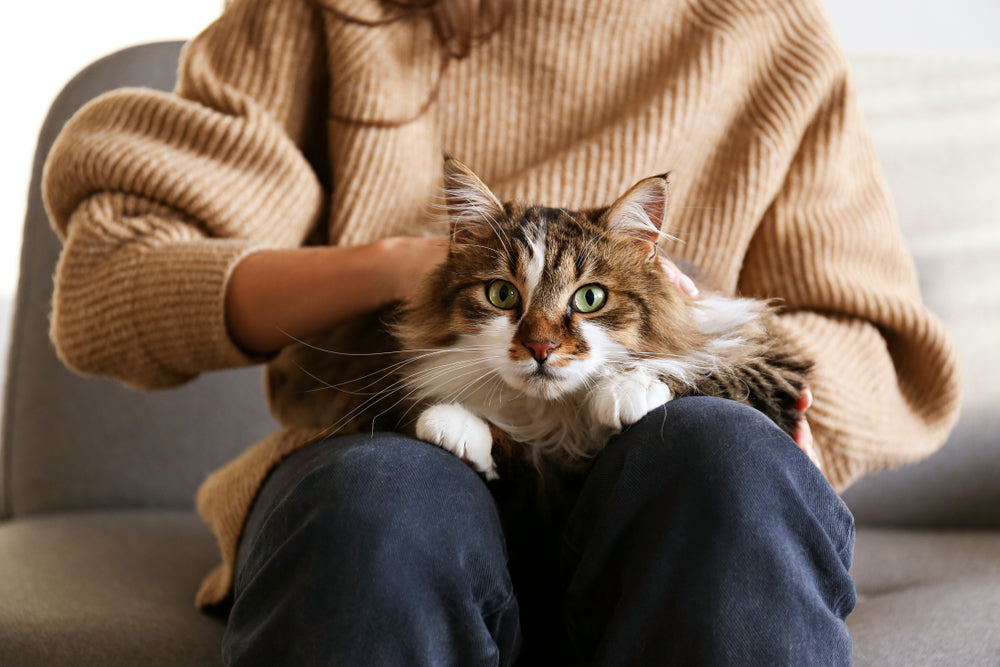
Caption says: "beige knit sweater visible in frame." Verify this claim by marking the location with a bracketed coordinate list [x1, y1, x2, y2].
[43, 0, 961, 608]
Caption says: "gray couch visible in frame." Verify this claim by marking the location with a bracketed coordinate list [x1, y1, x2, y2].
[1, 42, 998, 666]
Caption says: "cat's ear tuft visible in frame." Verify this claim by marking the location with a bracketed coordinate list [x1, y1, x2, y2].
[443, 157, 504, 245]
[602, 173, 671, 259]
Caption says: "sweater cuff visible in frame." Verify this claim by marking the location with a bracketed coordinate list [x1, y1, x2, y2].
[775, 310, 960, 492]
[52, 235, 270, 390]
[129, 239, 268, 384]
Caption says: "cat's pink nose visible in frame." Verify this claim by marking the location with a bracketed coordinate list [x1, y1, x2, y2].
[525, 340, 558, 362]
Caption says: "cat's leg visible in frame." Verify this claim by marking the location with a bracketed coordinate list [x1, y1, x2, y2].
[588, 368, 672, 431]
[416, 403, 499, 480]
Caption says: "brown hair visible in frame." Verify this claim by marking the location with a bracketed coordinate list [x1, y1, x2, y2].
[225, 0, 509, 55]
[400, 0, 510, 59]
[324, 0, 511, 126]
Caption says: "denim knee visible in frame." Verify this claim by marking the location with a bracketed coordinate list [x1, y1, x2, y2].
[236, 434, 508, 591]
[636, 394, 783, 451]
[571, 396, 854, 565]
[228, 435, 521, 666]
[562, 397, 856, 665]
[614, 396, 816, 495]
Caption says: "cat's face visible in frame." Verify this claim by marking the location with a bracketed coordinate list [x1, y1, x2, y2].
[397, 159, 692, 401]
[454, 206, 643, 398]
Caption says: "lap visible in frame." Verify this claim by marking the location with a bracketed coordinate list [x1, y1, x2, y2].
[242, 397, 835, 560]
[229, 399, 853, 665]
[569, 395, 852, 557]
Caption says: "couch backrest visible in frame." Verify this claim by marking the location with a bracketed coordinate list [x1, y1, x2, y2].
[0, 42, 278, 518]
[839, 52, 1000, 528]
[2, 45, 997, 525]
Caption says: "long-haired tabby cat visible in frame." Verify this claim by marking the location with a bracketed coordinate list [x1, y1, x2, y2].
[268, 158, 812, 481]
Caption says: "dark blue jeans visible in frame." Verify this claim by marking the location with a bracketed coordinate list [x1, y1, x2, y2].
[222, 397, 855, 665]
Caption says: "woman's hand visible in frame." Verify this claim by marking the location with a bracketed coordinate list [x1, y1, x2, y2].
[658, 255, 699, 297]
[376, 236, 450, 303]
[225, 237, 449, 355]
[793, 386, 821, 469]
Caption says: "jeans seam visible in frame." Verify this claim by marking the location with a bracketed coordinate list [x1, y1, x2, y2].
[832, 588, 856, 618]
[482, 590, 518, 620]
[836, 516, 856, 564]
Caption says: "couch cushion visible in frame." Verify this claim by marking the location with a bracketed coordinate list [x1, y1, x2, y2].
[849, 526, 1000, 665]
[0, 510, 225, 666]
[3, 513, 998, 666]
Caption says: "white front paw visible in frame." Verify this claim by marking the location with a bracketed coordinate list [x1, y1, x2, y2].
[416, 403, 498, 480]
[591, 372, 672, 431]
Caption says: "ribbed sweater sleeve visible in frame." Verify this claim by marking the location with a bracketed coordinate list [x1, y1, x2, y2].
[42, 0, 326, 389]
[735, 8, 962, 486]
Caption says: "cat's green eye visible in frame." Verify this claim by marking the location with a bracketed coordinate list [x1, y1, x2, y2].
[572, 284, 607, 313]
[486, 280, 520, 309]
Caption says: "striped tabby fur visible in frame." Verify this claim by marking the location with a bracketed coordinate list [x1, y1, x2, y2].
[268, 158, 812, 479]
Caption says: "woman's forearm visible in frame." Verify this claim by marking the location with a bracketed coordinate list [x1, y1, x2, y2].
[225, 237, 447, 355]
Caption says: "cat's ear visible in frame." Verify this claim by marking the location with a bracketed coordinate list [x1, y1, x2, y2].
[602, 173, 671, 259]
[443, 157, 504, 244]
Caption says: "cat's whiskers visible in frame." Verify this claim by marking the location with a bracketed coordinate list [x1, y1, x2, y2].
[312, 366, 449, 442]
[371, 361, 502, 434]
[291, 361, 364, 395]
[484, 373, 506, 409]
[276, 330, 395, 356]
[296, 346, 495, 396]
[308, 355, 496, 439]
[396, 365, 503, 429]
[296, 355, 432, 395]
[439, 366, 503, 408]
[376, 357, 492, 401]
[406, 360, 493, 395]
[411, 357, 499, 401]
[371, 358, 502, 426]
[317, 355, 484, 397]
[283, 330, 493, 357]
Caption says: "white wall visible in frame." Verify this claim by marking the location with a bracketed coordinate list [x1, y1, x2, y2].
[826, 0, 1000, 53]
[1, 2, 223, 305]
[2, 0, 999, 317]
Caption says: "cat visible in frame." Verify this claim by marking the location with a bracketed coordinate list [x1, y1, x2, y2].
[392, 157, 812, 479]
[267, 157, 812, 481]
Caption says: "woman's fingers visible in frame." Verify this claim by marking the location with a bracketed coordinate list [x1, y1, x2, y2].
[658, 256, 699, 297]
[793, 387, 820, 469]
